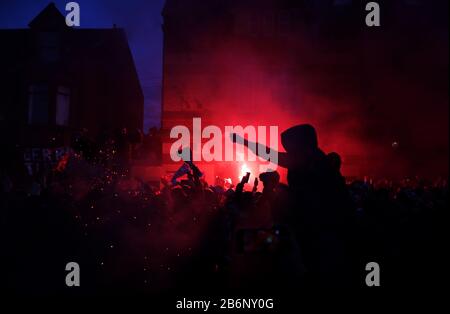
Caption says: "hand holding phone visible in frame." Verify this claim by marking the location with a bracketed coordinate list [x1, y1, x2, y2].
[241, 172, 250, 184]
[252, 178, 259, 193]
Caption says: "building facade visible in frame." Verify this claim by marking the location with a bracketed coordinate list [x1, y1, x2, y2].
[0, 3, 144, 178]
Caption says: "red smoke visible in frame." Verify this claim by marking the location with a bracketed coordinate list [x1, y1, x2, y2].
[163, 1, 448, 181]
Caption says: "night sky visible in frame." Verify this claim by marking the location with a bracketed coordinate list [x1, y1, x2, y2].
[0, 0, 165, 131]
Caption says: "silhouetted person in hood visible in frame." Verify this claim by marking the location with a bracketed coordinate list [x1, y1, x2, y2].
[232, 124, 354, 287]
[327, 151, 346, 186]
[327, 151, 342, 173]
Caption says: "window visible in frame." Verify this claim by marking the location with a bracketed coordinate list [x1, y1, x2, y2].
[28, 84, 49, 125]
[56, 86, 70, 126]
[37, 32, 60, 63]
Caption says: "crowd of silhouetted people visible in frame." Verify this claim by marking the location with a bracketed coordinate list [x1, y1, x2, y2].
[1, 125, 447, 295]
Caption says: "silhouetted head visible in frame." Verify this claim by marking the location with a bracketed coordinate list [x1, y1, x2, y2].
[171, 185, 187, 203]
[327, 152, 342, 172]
[281, 124, 318, 154]
[259, 171, 280, 190]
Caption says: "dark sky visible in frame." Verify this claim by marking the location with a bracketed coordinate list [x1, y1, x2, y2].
[0, 0, 165, 130]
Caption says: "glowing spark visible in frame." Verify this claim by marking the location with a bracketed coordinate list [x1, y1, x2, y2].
[239, 163, 251, 181]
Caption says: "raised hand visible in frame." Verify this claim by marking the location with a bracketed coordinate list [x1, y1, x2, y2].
[241, 172, 251, 184]
[252, 177, 259, 193]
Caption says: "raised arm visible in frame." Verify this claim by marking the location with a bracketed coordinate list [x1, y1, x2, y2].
[231, 133, 291, 169]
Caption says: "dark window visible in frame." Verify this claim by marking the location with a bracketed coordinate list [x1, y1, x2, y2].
[28, 84, 49, 125]
[37, 32, 60, 62]
[56, 86, 70, 126]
